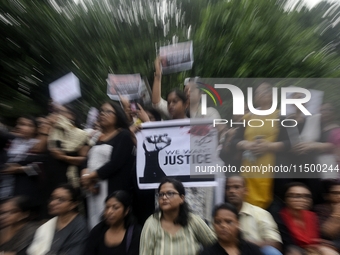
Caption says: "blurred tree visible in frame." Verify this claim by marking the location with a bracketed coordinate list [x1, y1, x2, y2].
[194, 0, 340, 116]
[1, 0, 340, 121]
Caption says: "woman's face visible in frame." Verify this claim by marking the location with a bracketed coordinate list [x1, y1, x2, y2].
[48, 188, 77, 216]
[99, 103, 117, 128]
[15, 117, 36, 139]
[213, 209, 239, 243]
[0, 200, 28, 228]
[158, 182, 184, 213]
[285, 186, 312, 211]
[167, 92, 187, 119]
[327, 185, 340, 204]
[104, 197, 127, 226]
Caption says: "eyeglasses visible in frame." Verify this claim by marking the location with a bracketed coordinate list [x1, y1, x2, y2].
[99, 109, 116, 115]
[286, 193, 312, 200]
[49, 197, 73, 204]
[156, 192, 180, 199]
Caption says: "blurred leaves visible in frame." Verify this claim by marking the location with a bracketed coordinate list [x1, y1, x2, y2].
[1, 0, 340, 121]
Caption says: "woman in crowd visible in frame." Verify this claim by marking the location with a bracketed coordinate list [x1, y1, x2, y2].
[233, 83, 290, 210]
[200, 203, 263, 255]
[0, 196, 39, 255]
[153, 57, 223, 221]
[140, 178, 216, 255]
[47, 104, 89, 189]
[287, 94, 335, 204]
[276, 182, 338, 255]
[151, 57, 220, 119]
[154, 88, 214, 222]
[130, 105, 162, 225]
[84, 190, 141, 255]
[319, 102, 340, 175]
[314, 180, 340, 253]
[0, 116, 45, 207]
[27, 184, 88, 255]
[81, 101, 135, 229]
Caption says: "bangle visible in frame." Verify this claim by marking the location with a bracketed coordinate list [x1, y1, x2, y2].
[154, 72, 161, 77]
[82, 174, 90, 177]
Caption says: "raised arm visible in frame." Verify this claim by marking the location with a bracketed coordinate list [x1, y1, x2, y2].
[151, 57, 169, 117]
[152, 57, 162, 105]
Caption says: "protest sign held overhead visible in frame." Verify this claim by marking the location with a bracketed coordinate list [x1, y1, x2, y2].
[49, 72, 81, 105]
[136, 119, 220, 189]
[107, 73, 142, 101]
[159, 41, 193, 74]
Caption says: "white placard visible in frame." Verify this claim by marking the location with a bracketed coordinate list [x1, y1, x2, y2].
[85, 107, 99, 129]
[136, 119, 219, 189]
[159, 41, 193, 74]
[49, 73, 81, 105]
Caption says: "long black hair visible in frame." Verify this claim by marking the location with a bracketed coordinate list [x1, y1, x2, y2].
[155, 178, 190, 227]
[105, 101, 130, 129]
[143, 107, 162, 121]
[105, 190, 135, 228]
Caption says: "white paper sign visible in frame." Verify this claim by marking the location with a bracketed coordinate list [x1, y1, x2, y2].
[85, 107, 99, 129]
[159, 41, 193, 74]
[136, 119, 219, 189]
[107, 74, 142, 101]
[49, 73, 81, 105]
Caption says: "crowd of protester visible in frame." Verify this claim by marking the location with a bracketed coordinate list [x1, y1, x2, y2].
[0, 58, 340, 255]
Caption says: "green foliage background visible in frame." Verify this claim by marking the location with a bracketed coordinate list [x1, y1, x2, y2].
[1, 0, 340, 123]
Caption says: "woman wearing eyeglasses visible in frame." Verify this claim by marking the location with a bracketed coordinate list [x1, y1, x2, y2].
[80, 102, 135, 229]
[275, 182, 338, 255]
[27, 184, 88, 255]
[140, 178, 216, 255]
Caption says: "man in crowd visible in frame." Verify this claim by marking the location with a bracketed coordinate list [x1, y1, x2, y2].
[225, 175, 283, 255]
